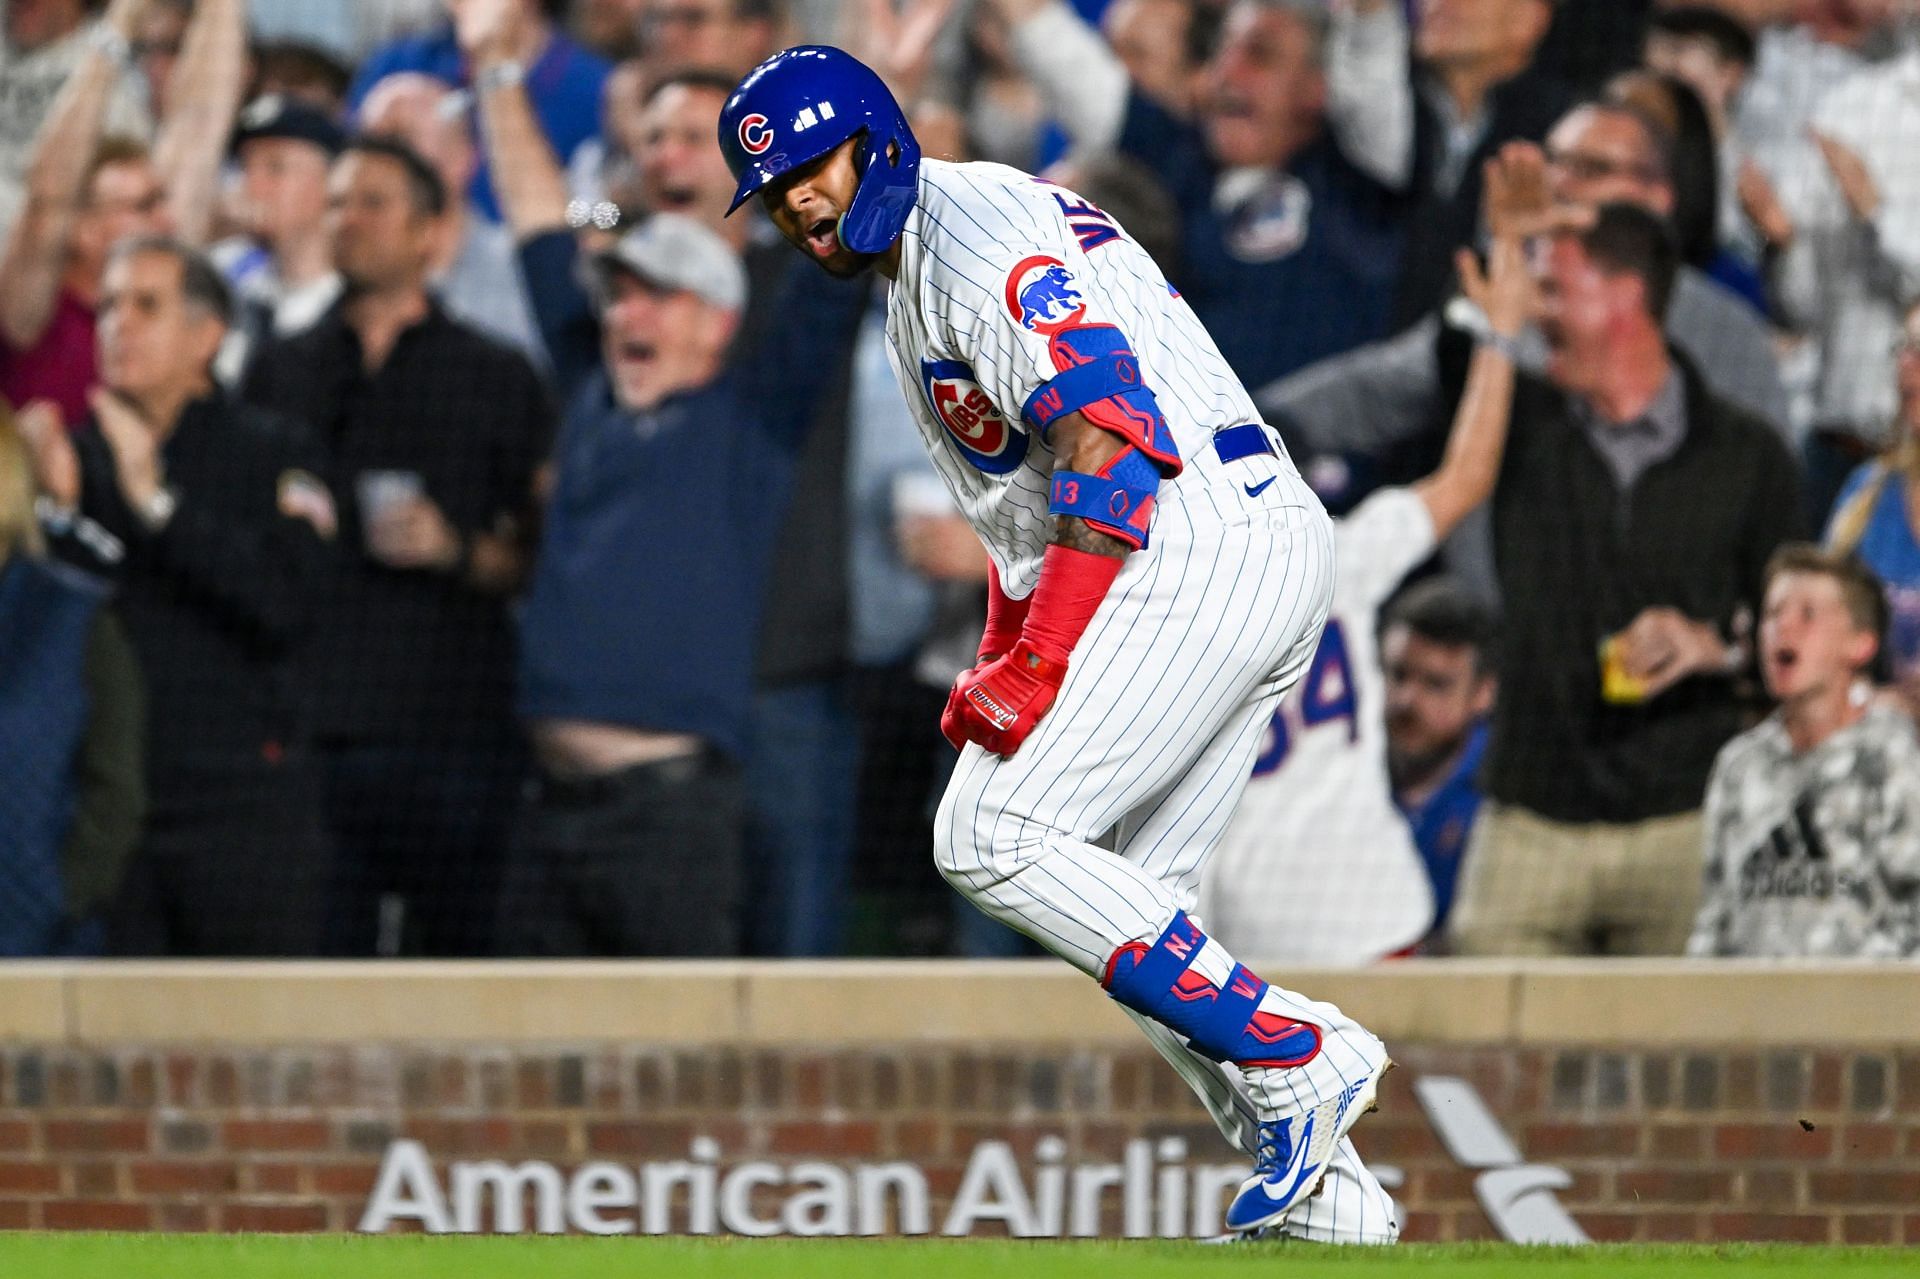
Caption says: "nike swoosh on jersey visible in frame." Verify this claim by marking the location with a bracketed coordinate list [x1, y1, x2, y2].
[1244, 477, 1277, 498]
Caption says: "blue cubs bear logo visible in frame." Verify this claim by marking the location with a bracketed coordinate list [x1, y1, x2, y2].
[920, 359, 1028, 475]
[1005, 256, 1087, 334]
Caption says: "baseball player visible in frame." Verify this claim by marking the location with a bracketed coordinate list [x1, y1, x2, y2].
[1201, 227, 1531, 965]
[721, 47, 1390, 1237]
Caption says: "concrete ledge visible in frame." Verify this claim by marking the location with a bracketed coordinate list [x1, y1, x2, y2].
[0, 959, 1912, 1047]
[0, 962, 70, 1041]
[738, 961, 1135, 1045]
[1512, 958, 1920, 1046]
[1273, 961, 1520, 1044]
[62, 962, 749, 1044]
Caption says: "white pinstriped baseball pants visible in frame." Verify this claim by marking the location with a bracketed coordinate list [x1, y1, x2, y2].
[934, 470, 1337, 965]
[934, 468, 1397, 1241]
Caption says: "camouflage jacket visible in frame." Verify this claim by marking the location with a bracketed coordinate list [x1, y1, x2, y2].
[1689, 700, 1920, 959]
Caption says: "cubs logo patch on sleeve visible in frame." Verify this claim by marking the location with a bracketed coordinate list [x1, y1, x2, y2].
[1005, 256, 1088, 334]
[920, 358, 1029, 475]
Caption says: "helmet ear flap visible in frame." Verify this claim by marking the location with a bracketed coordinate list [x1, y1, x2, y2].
[839, 123, 906, 254]
[850, 128, 908, 183]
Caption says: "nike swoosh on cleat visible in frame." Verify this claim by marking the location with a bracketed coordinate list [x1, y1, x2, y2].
[1244, 477, 1276, 498]
[1259, 1113, 1317, 1202]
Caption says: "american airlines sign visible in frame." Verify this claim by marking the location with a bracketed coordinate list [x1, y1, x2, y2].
[358, 1075, 1586, 1242]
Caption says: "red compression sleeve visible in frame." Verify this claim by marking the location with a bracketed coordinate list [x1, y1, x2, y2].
[979, 560, 1033, 661]
[1019, 545, 1124, 664]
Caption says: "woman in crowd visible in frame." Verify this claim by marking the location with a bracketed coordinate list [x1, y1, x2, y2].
[1605, 68, 1769, 315]
[1826, 299, 1920, 700]
[0, 404, 146, 955]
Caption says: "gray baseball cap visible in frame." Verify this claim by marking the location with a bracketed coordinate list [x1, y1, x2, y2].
[589, 213, 747, 312]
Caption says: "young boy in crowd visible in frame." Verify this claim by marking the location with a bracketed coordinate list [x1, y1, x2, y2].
[1689, 546, 1920, 958]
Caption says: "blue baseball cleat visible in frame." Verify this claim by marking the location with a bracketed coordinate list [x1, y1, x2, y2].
[1223, 1054, 1393, 1233]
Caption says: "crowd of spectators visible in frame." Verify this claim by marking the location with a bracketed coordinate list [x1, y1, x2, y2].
[4, 0, 1920, 962]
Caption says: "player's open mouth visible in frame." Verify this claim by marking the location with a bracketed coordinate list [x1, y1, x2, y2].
[1768, 646, 1799, 678]
[616, 339, 657, 367]
[805, 218, 840, 258]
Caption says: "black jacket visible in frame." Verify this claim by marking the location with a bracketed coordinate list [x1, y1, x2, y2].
[242, 300, 552, 746]
[1486, 355, 1805, 823]
[59, 393, 331, 774]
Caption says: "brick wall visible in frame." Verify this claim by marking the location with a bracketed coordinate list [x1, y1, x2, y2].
[1, 1043, 1916, 1241]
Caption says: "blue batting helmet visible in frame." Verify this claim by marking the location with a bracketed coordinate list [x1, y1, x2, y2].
[719, 46, 920, 255]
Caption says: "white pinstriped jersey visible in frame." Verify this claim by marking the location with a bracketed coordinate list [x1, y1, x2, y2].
[1201, 487, 1437, 964]
[885, 161, 1394, 1241]
[884, 159, 1289, 598]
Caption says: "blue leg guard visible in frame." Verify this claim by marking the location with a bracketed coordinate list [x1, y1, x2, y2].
[1101, 912, 1321, 1068]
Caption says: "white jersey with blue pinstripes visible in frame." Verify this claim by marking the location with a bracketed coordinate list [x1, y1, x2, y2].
[887, 162, 1396, 1241]
[883, 158, 1289, 598]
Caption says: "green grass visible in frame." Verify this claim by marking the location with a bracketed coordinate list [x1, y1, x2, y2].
[0, 1235, 1911, 1279]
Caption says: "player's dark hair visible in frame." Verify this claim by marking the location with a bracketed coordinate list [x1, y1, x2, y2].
[1572, 201, 1681, 322]
[1383, 576, 1499, 677]
[107, 234, 234, 327]
[341, 135, 447, 218]
[1764, 544, 1891, 676]
[1648, 5, 1757, 69]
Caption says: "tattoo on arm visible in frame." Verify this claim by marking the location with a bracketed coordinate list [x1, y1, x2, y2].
[1054, 513, 1130, 557]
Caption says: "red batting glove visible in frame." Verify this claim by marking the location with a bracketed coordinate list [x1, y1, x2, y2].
[946, 638, 1069, 756]
[944, 561, 1035, 750]
[940, 675, 974, 751]
[942, 545, 1123, 754]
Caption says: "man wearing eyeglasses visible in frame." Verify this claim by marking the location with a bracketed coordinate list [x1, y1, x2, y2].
[1260, 96, 1788, 601]
[1539, 99, 1787, 433]
[1447, 201, 1803, 958]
